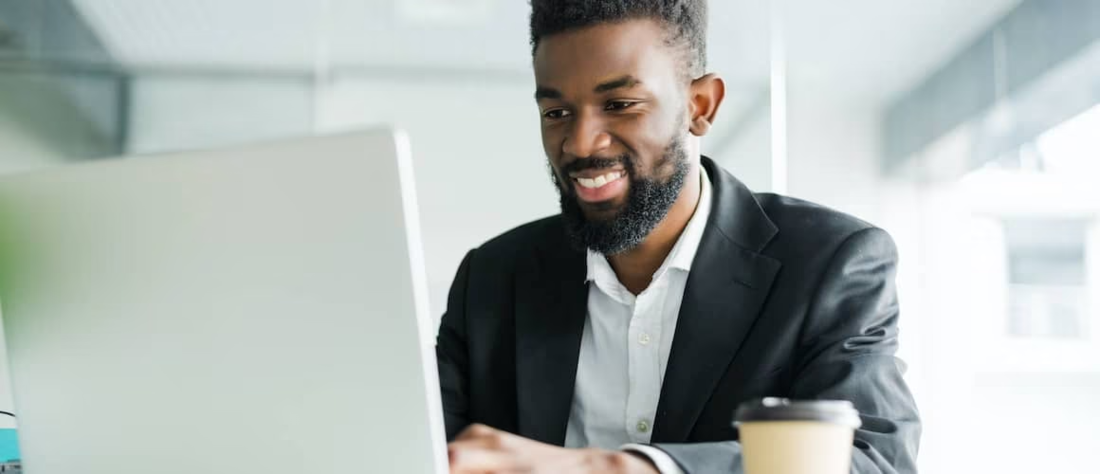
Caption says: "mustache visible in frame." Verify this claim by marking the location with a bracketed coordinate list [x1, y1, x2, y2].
[559, 155, 633, 177]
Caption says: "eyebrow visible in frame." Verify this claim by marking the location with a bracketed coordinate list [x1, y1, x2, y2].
[594, 75, 642, 93]
[534, 75, 644, 101]
[534, 87, 561, 101]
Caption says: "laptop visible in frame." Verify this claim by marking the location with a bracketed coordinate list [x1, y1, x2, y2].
[0, 129, 448, 474]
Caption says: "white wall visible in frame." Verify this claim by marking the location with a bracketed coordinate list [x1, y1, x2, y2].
[316, 77, 557, 319]
[706, 104, 773, 194]
[786, 92, 886, 224]
[126, 76, 314, 155]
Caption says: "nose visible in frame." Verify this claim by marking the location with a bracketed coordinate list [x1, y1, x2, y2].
[562, 110, 612, 159]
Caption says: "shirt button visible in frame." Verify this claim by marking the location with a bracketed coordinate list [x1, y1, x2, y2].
[637, 420, 650, 433]
[638, 333, 651, 345]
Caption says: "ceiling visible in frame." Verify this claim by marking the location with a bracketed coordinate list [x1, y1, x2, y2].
[781, 0, 1023, 105]
[71, 0, 1022, 108]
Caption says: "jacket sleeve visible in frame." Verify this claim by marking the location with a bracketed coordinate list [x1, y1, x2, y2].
[655, 227, 921, 473]
[436, 249, 476, 441]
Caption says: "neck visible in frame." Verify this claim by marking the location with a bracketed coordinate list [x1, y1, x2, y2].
[608, 160, 702, 295]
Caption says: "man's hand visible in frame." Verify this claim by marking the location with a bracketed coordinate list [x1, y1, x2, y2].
[448, 424, 660, 474]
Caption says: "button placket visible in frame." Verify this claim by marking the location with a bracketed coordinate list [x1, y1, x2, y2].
[626, 287, 662, 443]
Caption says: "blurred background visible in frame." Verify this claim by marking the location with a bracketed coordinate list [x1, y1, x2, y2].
[1, 0, 1097, 471]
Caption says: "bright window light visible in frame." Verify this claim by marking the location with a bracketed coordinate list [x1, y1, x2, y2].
[1035, 102, 1100, 175]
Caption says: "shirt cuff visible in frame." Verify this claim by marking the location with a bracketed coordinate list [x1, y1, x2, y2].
[620, 443, 686, 474]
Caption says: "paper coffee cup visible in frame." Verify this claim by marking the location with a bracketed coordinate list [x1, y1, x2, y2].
[733, 398, 861, 474]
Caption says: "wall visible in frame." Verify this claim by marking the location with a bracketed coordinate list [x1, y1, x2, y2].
[785, 92, 886, 224]
[126, 76, 314, 155]
[706, 103, 773, 194]
[315, 77, 557, 319]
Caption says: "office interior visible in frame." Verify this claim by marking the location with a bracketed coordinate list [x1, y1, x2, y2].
[1, 0, 1098, 472]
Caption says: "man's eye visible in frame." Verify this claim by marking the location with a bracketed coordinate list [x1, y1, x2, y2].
[543, 109, 571, 119]
[605, 101, 636, 111]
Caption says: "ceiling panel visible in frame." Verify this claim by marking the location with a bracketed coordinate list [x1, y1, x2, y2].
[73, 0, 321, 70]
[70, 0, 770, 79]
[70, 0, 1022, 105]
[783, 0, 1023, 104]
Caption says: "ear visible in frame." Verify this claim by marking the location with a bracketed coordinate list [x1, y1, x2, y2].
[687, 73, 726, 137]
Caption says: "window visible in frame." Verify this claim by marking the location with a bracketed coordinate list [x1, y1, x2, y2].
[1003, 219, 1089, 339]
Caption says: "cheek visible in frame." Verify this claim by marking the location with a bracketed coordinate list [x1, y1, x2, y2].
[540, 125, 563, 158]
[617, 105, 682, 146]
[647, 104, 687, 138]
[614, 116, 679, 172]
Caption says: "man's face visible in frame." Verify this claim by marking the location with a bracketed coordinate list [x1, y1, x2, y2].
[534, 19, 692, 255]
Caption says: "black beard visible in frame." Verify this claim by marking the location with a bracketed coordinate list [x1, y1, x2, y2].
[551, 137, 690, 256]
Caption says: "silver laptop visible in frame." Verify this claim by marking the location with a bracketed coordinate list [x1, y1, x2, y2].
[0, 129, 448, 474]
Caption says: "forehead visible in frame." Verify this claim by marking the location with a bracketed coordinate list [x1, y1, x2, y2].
[533, 19, 680, 91]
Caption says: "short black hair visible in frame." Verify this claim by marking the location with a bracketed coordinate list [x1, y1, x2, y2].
[529, 0, 709, 79]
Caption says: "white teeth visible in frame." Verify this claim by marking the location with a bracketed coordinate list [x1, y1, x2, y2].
[576, 172, 622, 189]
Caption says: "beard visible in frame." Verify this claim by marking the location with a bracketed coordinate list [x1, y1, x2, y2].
[551, 135, 690, 256]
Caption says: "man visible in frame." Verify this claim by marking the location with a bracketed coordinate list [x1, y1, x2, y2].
[439, 1, 921, 473]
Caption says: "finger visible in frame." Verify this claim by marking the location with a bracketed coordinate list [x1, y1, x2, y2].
[447, 433, 512, 455]
[456, 423, 500, 441]
[447, 439, 493, 453]
[452, 424, 520, 453]
[449, 446, 527, 473]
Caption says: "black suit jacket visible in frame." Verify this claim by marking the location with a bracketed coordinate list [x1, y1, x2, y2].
[436, 157, 921, 473]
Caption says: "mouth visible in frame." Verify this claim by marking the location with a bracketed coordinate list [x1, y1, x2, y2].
[569, 169, 628, 203]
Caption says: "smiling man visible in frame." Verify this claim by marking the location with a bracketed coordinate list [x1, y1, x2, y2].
[438, 1, 920, 473]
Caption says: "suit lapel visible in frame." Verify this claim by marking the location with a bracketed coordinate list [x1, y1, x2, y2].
[514, 231, 588, 445]
[651, 157, 782, 443]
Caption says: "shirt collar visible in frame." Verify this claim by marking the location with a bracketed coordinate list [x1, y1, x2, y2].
[585, 165, 713, 284]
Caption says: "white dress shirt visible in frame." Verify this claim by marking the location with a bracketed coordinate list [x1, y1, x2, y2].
[564, 167, 712, 474]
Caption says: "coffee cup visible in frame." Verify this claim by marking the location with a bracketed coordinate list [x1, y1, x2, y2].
[733, 398, 862, 474]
